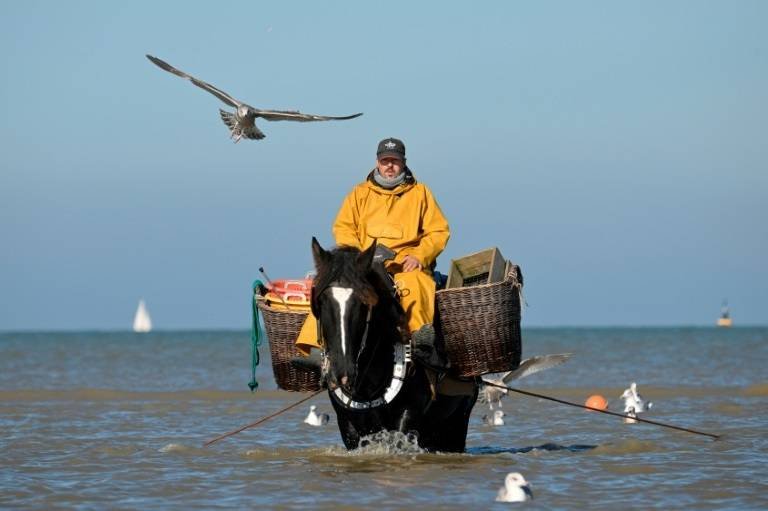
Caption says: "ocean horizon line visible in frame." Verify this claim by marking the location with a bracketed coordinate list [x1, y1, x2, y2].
[1, 324, 766, 335]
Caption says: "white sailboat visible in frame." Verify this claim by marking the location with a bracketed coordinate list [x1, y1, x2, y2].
[133, 299, 153, 333]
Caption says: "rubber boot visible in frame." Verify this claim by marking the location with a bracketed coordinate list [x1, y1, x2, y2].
[411, 324, 451, 372]
[290, 350, 323, 373]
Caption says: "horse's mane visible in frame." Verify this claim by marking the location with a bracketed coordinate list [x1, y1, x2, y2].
[314, 246, 378, 307]
[314, 245, 403, 321]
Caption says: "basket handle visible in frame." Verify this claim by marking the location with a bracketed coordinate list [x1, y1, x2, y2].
[281, 292, 309, 302]
[283, 280, 310, 292]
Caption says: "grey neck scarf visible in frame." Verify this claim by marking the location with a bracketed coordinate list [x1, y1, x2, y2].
[373, 168, 406, 189]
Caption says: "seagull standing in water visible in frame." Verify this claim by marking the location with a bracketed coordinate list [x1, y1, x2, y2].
[480, 353, 573, 410]
[482, 410, 505, 426]
[146, 55, 363, 142]
[304, 405, 329, 427]
[496, 472, 533, 502]
[621, 382, 652, 424]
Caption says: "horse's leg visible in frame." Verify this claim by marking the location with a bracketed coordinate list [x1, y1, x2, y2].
[393, 374, 434, 448]
[395, 407, 422, 438]
[442, 397, 475, 452]
[428, 385, 479, 452]
[338, 417, 361, 450]
[330, 396, 362, 450]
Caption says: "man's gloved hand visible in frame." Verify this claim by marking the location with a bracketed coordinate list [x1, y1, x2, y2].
[413, 343, 451, 372]
[411, 324, 451, 372]
[373, 244, 397, 264]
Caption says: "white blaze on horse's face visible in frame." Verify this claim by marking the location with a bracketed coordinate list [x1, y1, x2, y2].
[330, 286, 354, 356]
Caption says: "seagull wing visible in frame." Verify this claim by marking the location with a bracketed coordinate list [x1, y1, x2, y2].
[501, 353, 573, 383]
[478, 385, 504, 404]
[478, 374, 507, 405]
[146, 54, 242, 108]
[255, 109, 363, 122]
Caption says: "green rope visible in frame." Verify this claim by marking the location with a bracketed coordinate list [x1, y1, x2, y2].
[248, 279, 265, 392]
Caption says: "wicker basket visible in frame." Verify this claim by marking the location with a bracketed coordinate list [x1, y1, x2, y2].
[258, 264, 523, 386]
[257, 302, 321, 392]
[436, 266, 522, 377]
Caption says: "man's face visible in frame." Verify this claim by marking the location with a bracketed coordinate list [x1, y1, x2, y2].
[376, 157, 404, 179]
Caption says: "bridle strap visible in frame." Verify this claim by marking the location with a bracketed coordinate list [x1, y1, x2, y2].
[354, 305, 374, 369]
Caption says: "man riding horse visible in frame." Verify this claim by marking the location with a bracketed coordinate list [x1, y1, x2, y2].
[295, 137, 450, 373]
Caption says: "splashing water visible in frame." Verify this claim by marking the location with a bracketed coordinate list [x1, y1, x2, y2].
[354, 431, 425, 455]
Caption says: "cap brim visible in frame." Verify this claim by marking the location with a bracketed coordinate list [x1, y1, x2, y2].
[377, 152, 405, 160]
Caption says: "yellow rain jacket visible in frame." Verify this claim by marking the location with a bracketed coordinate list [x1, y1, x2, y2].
[296, 169, 450, 355]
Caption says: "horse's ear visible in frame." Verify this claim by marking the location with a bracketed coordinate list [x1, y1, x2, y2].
[311, 236, 330, 272]
[357, 240, 377, 270]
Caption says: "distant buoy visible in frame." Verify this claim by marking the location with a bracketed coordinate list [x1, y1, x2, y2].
[585, 394, 608, 411]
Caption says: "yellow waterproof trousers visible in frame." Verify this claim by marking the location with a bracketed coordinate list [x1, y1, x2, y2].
[295, 268, 436, 356]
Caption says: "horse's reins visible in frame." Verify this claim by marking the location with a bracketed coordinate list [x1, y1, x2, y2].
[353, 305, 374, 374]
[350, 304, 395, 400]
[352, 269, 406, 395]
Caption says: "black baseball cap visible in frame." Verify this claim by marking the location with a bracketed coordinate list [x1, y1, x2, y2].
[376, 138, 406, 160]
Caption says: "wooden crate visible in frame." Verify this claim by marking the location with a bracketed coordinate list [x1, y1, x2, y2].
[446, 247, 507, 289]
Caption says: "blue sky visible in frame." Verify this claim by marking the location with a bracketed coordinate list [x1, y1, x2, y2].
[1, 1, 766, 330]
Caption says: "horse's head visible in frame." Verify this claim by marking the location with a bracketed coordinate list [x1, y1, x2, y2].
[310, 237, 405, 394]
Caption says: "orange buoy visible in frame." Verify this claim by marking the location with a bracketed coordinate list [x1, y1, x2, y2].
[585, 394, 608, 411]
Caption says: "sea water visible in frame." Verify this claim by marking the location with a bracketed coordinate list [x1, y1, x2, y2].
[1, 328, 766, 510]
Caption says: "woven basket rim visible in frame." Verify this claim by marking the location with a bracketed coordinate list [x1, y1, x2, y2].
[436, 271, 520, 296]
[257, 268, 521, 304]
[256, 299, 311, 315]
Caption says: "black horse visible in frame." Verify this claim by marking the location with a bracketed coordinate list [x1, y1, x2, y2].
[309, 237, 478, 452]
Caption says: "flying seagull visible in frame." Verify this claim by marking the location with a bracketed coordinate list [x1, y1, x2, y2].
[479, 353, 573, 409]
[146, 54, 363, 142]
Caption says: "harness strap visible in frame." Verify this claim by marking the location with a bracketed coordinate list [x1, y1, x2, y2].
[332, 343, 412, 409]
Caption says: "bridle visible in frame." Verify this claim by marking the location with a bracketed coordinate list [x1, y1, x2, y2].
[314, 278, 412, 410]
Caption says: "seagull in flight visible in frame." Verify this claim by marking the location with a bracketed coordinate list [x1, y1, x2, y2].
[146, 55, 363, 142]
[479, 353, 573, 410]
